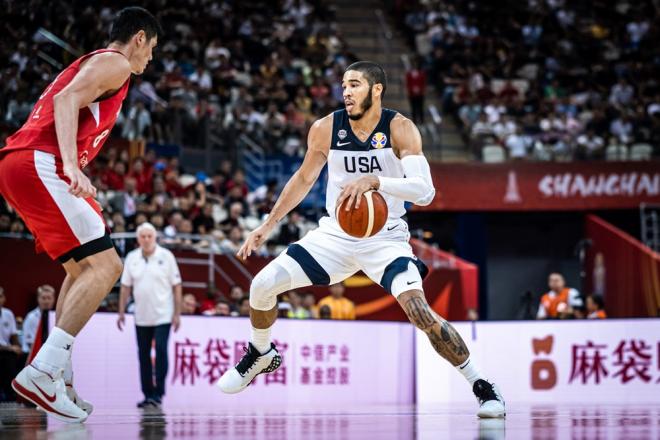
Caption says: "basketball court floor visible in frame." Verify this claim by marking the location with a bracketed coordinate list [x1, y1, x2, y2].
[0, 402, 657, 439]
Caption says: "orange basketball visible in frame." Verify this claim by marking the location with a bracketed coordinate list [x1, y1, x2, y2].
[337, 190, 388, 238]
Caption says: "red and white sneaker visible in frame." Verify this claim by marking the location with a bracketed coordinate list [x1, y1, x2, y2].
[66, 383, 94, 415]
[12, 365, 88, 423]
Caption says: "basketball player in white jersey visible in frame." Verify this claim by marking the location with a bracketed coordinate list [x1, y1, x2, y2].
[217, 62, 505, 418]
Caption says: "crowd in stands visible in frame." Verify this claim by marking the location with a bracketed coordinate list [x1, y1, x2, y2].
[170, 281, 355, 320]
[0, 0, 352, 158]
[396, 0, 660, 161]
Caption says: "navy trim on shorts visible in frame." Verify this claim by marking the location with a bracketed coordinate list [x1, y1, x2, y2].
[286, 244, 331, 285]
[57, 233, 114, 263]
[380, 256, 429, 294]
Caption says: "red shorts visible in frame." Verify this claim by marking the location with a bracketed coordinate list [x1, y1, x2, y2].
[0, 149, 106, 260]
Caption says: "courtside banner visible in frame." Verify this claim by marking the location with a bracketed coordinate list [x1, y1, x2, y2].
[418, 162, 660, 211]
[416, 319, 660, 404]
[63, 313, 415, 407]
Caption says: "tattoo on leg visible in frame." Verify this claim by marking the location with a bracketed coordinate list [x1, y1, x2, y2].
[400, 293, 469, 365]
[403, 297, 435, 330]
[426, 321, 469, 365]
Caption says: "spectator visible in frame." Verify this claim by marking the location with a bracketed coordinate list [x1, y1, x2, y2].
[214, 300, 231, 317]
[237, 296, 250, 317]
[318, 304, 332, 319]
[504, 127, 529, 160]
[199, 289, 223, 314]
[406, 58, 427, 124]
[117, 222, 183, 408]
[0, 287, 20, 402]
[276, 211, 302, 245]
[537, 273, 583, 320]
[22, 284, 56, 355]
[586, 295, 607, 319]
[220, 226, 244, 253]
[318, 283, 355, 320]
[286, 291, 310, 319]
[181, 293, 198, 315]
[228, 285, 245, 314]
[302, 292, 318, 319]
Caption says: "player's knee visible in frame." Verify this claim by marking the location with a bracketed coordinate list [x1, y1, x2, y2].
[94, 249, 123, 281]
[249, 264, 282, 311]
[105, 251, 124, 280]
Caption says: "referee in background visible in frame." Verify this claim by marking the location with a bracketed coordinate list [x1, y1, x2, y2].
[117, 222, 182, 408]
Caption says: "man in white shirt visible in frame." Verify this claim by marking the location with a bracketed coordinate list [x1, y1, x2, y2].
[22, 284, 56, 355]
[0, 287, 21, 401]
[117, 222, 182, 408]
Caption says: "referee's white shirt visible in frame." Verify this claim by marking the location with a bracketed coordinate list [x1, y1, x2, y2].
[0, 307, 17, 346]
[121, 245, 182, 327]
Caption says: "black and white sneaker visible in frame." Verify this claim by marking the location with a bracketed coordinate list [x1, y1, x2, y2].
[216, 343, 282, 394]
[473, 379, 506, 418]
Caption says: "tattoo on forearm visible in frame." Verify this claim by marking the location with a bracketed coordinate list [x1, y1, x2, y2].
[404, 297, 435, 330]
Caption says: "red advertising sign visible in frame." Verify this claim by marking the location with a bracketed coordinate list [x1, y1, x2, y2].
[418, 162, 660, 211]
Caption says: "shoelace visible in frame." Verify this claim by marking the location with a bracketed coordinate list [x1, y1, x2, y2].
[473, 380, 498, 404]
[236, 345, 260, 375]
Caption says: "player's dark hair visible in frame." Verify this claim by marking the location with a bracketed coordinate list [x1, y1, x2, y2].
[110, 7, 162, 44]
[345, 61, 387, 97]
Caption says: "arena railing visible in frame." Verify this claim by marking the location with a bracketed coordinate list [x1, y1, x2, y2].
[0, 231, 254, 293]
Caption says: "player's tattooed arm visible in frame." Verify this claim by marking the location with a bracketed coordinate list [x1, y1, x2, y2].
[402, 295, 469, 366]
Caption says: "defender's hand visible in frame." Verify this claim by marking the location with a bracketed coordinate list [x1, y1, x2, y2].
[337, 176, 380, 211]
[64, 164, 97, 198]
[237, 222, 275, 259]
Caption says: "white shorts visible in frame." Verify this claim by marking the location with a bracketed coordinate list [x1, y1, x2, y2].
[278, 216, 428, 297]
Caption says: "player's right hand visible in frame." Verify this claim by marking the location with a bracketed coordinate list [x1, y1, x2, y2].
[237, 222, 274, 260]
[64, 164, 97, 198]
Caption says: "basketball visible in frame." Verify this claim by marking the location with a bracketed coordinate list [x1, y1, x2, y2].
[337, 190, 388, 238]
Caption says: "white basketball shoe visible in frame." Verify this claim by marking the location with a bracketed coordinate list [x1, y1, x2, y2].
[473, 379, 506, 418]
[12, 365, 88, 423]
[216, 342, 282, 394]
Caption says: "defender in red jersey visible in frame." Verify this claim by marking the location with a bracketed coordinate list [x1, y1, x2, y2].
[0, 7, 161, 423]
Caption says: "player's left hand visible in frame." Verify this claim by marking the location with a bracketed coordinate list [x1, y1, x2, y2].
[172, 314, 181, 332]
[337, 175, 380, 210]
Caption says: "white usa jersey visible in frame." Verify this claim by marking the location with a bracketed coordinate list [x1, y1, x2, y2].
[326, 108, 406, 221]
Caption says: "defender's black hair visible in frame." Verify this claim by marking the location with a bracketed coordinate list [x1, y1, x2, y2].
[110, 7, 162, 44]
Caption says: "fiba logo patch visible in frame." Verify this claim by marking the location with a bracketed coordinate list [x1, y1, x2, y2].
[338, 129, 347, 140]
[371, 132, 387, 149]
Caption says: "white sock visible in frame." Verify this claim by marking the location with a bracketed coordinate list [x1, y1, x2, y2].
[32, 327, 74, 377]
[250, 326, 272, 354]
[456, 357, 485, 385]
[63, 355, 74, 384]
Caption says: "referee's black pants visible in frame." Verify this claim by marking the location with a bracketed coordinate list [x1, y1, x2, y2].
[136, 323, 171, 401]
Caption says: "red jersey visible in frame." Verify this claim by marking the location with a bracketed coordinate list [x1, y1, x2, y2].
[2, 49, 130, 169]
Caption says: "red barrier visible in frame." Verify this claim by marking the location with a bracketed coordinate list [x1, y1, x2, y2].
[585, 215, 660, 317]
[419, 161, 660, 211]
[0, 237, 478, 322]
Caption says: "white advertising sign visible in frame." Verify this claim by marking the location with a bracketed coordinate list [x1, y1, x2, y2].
[67, 313, 415, 408]
[416, 319, 660, 404]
